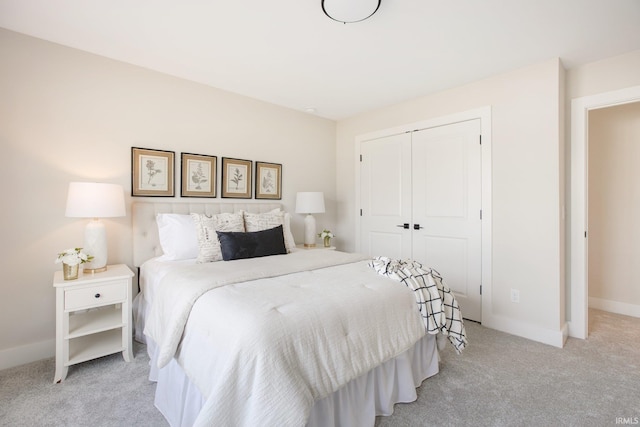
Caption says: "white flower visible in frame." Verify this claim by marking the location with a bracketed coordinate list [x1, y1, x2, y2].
[318, 229, 334, 239]
[55, 248, 93, 266]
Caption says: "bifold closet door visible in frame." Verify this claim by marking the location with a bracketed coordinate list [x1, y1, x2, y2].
[411, 119, 482, 321]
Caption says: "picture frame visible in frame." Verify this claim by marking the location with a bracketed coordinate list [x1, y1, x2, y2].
[131, 147, 175, 197]
[221, 157, 252, 199]
[255, 161, 282, 200]
[181, 153, 217, 198]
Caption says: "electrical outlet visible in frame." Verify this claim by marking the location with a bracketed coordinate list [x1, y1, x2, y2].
[511, 289, 520, 303]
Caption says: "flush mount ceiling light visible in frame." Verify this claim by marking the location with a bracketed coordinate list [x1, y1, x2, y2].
[322, 0, 381, 23]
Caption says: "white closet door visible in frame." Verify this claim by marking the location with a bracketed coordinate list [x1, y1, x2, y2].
[411, 119, 482, 321]
[360, 133, 412, 259]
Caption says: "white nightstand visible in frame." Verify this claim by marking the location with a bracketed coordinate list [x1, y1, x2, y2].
[296, 244, 336, 251]
[53, 264, 134, 383]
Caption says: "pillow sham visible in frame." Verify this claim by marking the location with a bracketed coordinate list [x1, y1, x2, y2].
[191, 212, 245, 263]
[216, 225, 287, 261]
[156, 213, 199, 261]
[243, 210, 296, 252]
[283, 212, 296, 251]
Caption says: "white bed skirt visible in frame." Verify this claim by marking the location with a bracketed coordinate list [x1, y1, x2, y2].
[144, 334, 439, 427]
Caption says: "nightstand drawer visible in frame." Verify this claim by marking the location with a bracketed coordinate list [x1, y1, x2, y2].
[65, 281, 126, 311]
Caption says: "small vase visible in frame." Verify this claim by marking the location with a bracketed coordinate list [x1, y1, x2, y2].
[63, 263, 79, 280]
[323, 236, 331, 247]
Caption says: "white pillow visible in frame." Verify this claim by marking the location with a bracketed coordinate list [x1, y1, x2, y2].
[191, 212, 245, 263]
[156, 213, 199, 261]
[283, 212, 296, 252]
[243, 209, 296, 253]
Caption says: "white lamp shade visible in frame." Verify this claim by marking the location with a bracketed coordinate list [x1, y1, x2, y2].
[295, 192, 325, 214]
[65, 182, 126, 218]
[322, 0, 381, 23]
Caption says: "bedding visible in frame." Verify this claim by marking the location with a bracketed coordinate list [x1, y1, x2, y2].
[216, 225, 287, 260]
[133, 202, 461, 427]
[369, 257, 467, 353]
[141, 250, 433, 426]
[243, 209, 296, 252]
[156, 213, 199, 261]
[191, 212, 245, 263]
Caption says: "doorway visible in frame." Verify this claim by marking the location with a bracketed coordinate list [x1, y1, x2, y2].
[569, 85, 640, 339]
[588, 102, 640, 318]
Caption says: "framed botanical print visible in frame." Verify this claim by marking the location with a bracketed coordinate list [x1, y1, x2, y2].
[221, 157, 252, 199]
[131, 147, 175, 197]
[255, 161, 282, 200]
[181, 153, 217, 198]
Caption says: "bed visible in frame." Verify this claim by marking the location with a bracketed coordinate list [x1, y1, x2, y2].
[132, 202, 462, 427]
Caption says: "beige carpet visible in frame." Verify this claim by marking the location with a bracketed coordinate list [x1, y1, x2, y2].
[1, 309, 638, 426]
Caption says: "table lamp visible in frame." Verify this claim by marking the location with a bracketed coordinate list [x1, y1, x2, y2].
[295, 192, 325, 247]
[65, 182, 126, 273]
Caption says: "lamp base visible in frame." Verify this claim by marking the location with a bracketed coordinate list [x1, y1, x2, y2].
[83, 266, 108, 274]
[83, 218, 108, 273]
[303, 214, 317, 247]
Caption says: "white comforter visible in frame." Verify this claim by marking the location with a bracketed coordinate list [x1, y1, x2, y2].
[143, 250, 427, 427]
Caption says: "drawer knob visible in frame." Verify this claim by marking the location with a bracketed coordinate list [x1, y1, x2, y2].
[94, 293, 101, 298]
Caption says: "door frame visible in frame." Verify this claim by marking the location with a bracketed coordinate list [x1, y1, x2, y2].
[569, 85, 640, 339]
[354, 106, 492, 324]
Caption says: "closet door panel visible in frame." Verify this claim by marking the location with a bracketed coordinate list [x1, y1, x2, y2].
[411, 119, 482, 321]
[360, 133, 411, 258]
[417, 235, 468, 297]
[421, 134, 466, 218]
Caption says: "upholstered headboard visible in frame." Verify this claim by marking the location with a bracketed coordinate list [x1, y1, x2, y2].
[132, 202, 283, 267]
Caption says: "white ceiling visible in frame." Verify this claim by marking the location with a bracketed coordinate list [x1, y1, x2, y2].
[1, 0, 639, 120]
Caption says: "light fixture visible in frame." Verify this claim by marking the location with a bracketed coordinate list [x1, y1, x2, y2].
[65, 182, 126, 273]
[322, 0, 381, 23]
[295, 192, 325, 247]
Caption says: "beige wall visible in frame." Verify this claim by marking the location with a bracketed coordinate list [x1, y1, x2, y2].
[336, 59, 566, 345]
[0, 29, 337, 367]
[567, 50, 640, 100]
[565, 50, 640, 324]
[588, 102, 640, 308]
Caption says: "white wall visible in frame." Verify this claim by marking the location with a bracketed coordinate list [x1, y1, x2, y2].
[0, 29, 337, 369]
[588, 102, 640, 315]
[336, 59, 566, 346]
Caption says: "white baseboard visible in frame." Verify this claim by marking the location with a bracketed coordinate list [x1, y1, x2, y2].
[0, 339, 54, 371]
[481, 313, 566, 348]
[589, 297, 640, 318]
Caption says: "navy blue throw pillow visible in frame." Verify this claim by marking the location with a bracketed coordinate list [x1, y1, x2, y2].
[216, 225, 287, 261]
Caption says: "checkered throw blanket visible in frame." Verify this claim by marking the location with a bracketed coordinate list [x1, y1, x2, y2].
[369, 257, 467, 353]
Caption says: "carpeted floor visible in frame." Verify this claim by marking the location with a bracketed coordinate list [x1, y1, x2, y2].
[375, 309, 640, 427]
[1, 309, 638, 427]
[0, 342, 165, 427]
